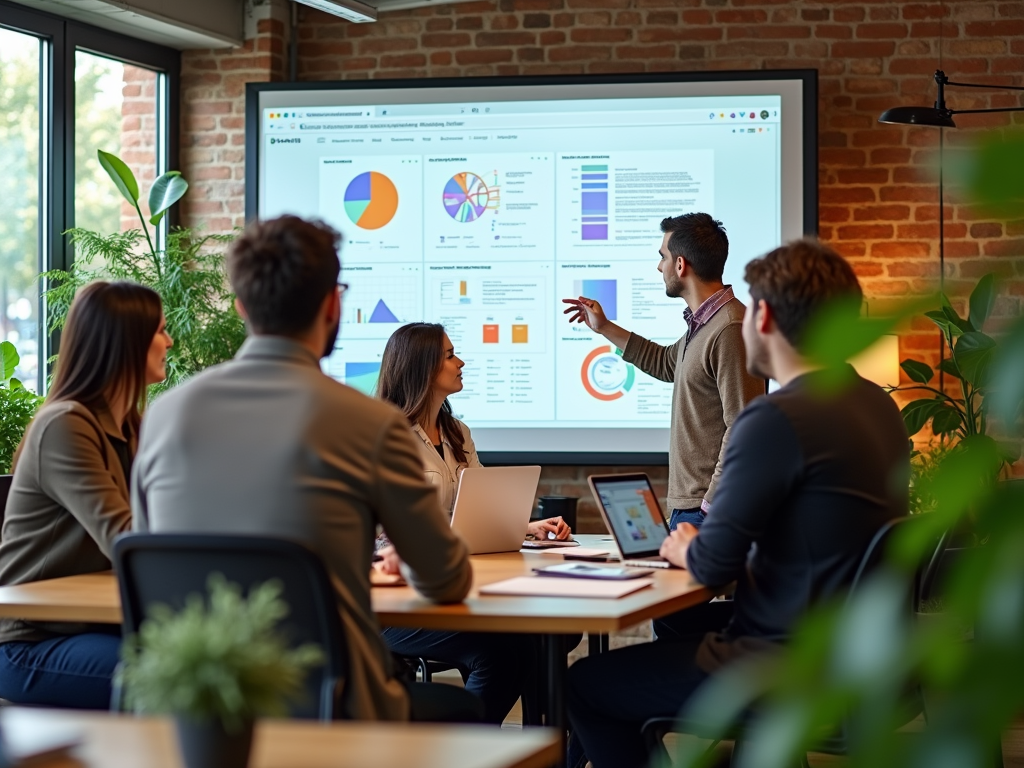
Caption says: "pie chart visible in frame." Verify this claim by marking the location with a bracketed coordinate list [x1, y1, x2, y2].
[344, 171, 399, 230]
[443, 172, 490, 223]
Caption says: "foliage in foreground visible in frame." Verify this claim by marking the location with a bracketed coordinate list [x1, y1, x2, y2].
[672, 129, 1024, 768]
[118, 575, 323, 732]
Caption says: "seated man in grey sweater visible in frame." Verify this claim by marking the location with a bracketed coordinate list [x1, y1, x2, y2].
[566, 239, 910, 768]
[132, 215, 475, 722]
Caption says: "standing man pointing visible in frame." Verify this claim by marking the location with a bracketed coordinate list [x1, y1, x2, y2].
[563, 213, 765, 529]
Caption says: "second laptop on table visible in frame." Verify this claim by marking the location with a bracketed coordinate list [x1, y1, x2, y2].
[588, 473, 678, 569]
[450, 465, 542, 555]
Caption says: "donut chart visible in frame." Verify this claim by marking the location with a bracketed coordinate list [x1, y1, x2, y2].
[443, 172, 490, 222]
[581, 345, 635, 401]
[344, 171, 399, 230]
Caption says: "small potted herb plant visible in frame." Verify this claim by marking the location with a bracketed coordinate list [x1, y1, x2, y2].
[118, 576, 323, 768]
[0, 340, 43, 475]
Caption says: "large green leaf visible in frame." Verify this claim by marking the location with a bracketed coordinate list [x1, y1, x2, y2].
[900, 359, 934, 384]
[97, 149, 139, 205]
[953, 128, 1024, 219]
[953, 331, 997, 387]
[930, 404, 963, 436]
[938, 357, 962, 380]
[148, 171, 189, 226]
[941, 301, 973, 335]
[924, 309, 960, 339]
[0, 340, 19, 384]
[968, 274, 998, 332]
[901, 397, 944, 437]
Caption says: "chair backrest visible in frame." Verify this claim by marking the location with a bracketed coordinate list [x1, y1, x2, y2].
[0, 474, 13, 529]
[113, 533, 348, 721]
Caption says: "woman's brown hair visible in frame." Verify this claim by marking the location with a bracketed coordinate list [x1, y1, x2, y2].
[48, 281, 163, 435]
[377, 322, 467, 464]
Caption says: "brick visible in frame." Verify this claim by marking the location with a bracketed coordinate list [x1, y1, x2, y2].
[516, 47, 545, 62]
[489, 15, 518, 29]
[615, 44, 677, 59]
[549, 44, 612, 61]
[881, 186, 939, 203]
[715, 41, 790, 57]
[380, 53, 427, 68]
[715, 9, 768, 23]
[832, 41, 896, 58]
[539, 31, 566, 44]
[426, 17, 454, 30]
[820, 205, 852, 222]
[682, 9, 713, 23]
[966, 20, 1024, 35]
[820, 149, 868, 167]
[358, 38, 417, 54]
[571, 28, 632, 43]
[872, 241, 933, 258]
[726, 25, 811, 40]
[523, 13, 551, 27]
[869, 6, 900, 21]
[638, 28, 722, 43]
[856, 23, 909, 38]
[577, 11, 610, 25]
[853, 261, 885, 277]
[855, 204, 912, 221]
[903, 4, 949, 20]
[455, 48, 514, 64]
[421, 32, 472, 47]
[852, 128, 906, 147]
[984, 239, 1024, 256]
[802, 8, 829, 21]
[646, 10, 678, 24]
[477, 31, 536, 45]
[456, 16, 484, 29]
[837, 224, 895, 240]
[816, 25, 853, 39]
[835, 7, 866, 23]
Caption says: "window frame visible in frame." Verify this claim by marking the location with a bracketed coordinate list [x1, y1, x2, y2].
[0, 0, 180, 391]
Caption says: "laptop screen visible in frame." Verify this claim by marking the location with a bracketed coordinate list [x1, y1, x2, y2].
[590, 474, 670, 557]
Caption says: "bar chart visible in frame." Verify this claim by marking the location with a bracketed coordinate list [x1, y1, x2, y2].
[580, 164, 609, 241]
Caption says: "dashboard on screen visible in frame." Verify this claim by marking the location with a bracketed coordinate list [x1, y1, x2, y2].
[246, 71, 818, 464]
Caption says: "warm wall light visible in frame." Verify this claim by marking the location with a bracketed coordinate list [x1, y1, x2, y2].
[850, 335, 901, 388]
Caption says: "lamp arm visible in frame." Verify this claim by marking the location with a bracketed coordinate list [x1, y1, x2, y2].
[945, 80, 1024, 92]
[950, 107, 1024, 115]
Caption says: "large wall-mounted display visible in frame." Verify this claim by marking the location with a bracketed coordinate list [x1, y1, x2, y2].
[246, 71, 817, 463]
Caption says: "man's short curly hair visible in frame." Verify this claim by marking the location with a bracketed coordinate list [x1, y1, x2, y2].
[227, 215, 341, 336]
[744, 238, 862, 349]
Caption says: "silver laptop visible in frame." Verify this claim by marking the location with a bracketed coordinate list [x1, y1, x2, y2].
[588, 473, 676, 569]
[450, 466, 542, 554]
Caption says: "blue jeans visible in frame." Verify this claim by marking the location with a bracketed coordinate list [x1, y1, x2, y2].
[669, 507, 706, 531]
[0, 631, 121, 709]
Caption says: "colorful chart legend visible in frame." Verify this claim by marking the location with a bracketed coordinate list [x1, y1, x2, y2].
[345, 362, 381, 395]
[344, 171, 399, 230]
[573, 279, 617, 321]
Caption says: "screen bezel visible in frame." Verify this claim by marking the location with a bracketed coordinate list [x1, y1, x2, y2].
[245, 70, 816, 465]
[588, 473, 672, 559]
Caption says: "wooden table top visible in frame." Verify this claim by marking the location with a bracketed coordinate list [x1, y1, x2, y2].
[3, 708, 560, 768]
[0, 536, 718, 633]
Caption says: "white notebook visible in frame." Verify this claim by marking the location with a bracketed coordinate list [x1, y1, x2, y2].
[479, 575, 654, 599]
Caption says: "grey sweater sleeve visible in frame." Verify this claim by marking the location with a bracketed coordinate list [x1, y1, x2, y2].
[703, 321, 767, 505]
[621, 332, 684, 384]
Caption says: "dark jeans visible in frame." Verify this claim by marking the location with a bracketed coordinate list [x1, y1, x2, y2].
[406, 680, 485, 723]
[567, 602, 734, 768]
[0, 630, 121, 710]
[669, 507, 706, 531]
[383, 627, 533, 724]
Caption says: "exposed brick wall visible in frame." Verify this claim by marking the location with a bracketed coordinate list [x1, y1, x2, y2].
[179, 0, 1024, 530]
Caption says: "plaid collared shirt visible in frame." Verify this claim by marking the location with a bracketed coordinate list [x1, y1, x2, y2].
[683, 285, 735, 344]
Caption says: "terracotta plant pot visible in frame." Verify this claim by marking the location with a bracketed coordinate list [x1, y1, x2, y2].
[174, 717, 253, 768]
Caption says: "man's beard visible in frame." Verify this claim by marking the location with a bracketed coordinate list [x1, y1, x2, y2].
[745, 335, 771, 380]
[664, 272, 684, 298]
[322, 319, 340, 358]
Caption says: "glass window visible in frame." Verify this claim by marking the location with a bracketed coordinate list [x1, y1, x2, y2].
[75, 52, 161, 238]
[0, 28, 42, 390]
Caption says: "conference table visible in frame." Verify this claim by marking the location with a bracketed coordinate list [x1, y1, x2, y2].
[1, 707, 560, 768]
[0, 535, 720, 767]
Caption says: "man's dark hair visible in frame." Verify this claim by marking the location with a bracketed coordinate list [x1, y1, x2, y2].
[660, 212, 729, 283]
[744, 238, 863, 349]
[227, 215, 341, 336]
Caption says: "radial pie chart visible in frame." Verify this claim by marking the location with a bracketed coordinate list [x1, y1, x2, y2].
[344, 171, 399, 230]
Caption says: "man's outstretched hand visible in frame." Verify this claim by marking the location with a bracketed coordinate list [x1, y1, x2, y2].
[562, 297, 608, 333]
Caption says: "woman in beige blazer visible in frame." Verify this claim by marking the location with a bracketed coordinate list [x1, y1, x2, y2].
[0, 281, 172, 709]
[373, 322, 571, 724]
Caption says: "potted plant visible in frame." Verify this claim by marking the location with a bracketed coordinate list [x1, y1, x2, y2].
[0, 340, 43, 475]
[118, 575, 323, 768]
[43, 151, 246, 397]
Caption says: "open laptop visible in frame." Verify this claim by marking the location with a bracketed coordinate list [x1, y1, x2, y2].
[450, 465, 542, 554]
[587, 473, 676, 569]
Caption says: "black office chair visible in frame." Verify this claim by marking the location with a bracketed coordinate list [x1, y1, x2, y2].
[0, 474, 13, 529]
[112, 533, 348, 721]
[641, 516, 930, 767]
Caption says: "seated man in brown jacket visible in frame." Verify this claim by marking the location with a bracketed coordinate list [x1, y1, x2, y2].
[133, 215, 476, 721]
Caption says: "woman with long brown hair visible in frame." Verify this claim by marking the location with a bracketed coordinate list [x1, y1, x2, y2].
[374, 322, 570, 724]
[0, 281, 172, 709]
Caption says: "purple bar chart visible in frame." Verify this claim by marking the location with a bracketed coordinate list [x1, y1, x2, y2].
[580, 163, 608, 240]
